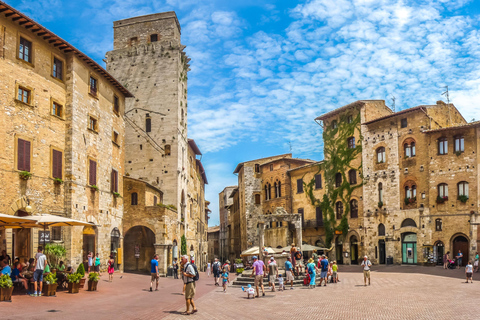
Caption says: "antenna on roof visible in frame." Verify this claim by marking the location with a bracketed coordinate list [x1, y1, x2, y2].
[442, 86, 450, 104]
[289, 141, 292, 153]
[391, 96, 396, 113]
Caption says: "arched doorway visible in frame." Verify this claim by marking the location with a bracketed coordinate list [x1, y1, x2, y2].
[335, 237, 343, 264]
[124, 226, 155, 273]
[402, 233, 417, 264]
[378, 240, 386, 264]
[350, 235, 359, 264]
[83, 224, 97, 263]
[452, 235, 469, 266]
[434, 241, 444, 265]
[111, 228, 121, 270]
[13, 210, 31, 260]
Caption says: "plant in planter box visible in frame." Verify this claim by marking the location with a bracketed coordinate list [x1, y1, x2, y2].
[67, 273, 82, 294]
[436, 196, 448, 204]
[0, 274, 14, 301]
[19, 171, 32, 180]
[378, 201, 383, 208]
[43, 273, 58, 297]
[458, 195, 469, 203]
[87, 272, 99, 291]
[76, 263, 86, 288]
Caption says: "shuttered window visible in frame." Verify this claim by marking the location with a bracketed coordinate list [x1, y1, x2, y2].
[297, 178, 303, 193]
[52, 149, 63, 179]
[315, 174, 322, 189]
[17, 138, 31, 172]
[89, 160, 97, 186]
[131, 192, 138, 205]
[111, 169, 118, 193]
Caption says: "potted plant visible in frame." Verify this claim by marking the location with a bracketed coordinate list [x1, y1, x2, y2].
[67, 273, 82, 294]
[87, 272, 99, 291]
[19, 170, 32, 180]
[458, 195, 468, 203]
[43, 273, 58, 297]
[76, 263, 86, 288]
[378, 201, 384, 208]
[0, 274, 13, 301]
[44, 244, 66, 272]
[436, 196, 448, 204]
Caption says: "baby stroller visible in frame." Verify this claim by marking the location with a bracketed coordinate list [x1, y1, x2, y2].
[447, 259, 456, 269]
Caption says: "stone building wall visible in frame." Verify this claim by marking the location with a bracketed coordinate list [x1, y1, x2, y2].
[219, 186, 236, 261]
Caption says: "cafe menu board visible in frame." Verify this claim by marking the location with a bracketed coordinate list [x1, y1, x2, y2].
[39, 230, 51, 243]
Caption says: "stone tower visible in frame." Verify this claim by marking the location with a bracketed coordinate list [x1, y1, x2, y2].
[106, 12, 190, 221]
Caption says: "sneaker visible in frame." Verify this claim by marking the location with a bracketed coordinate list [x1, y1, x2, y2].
[290, 287, 294, 290]
[150, 287, 153, 292]
[262, 292, 265, 296]
[30, 293, 37, 297]
[38, 293, 42, 296]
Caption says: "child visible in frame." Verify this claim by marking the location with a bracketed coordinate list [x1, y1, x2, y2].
[332, 261, 338, 283]
[278, 274, 284, 291]
[242, 284, 255, 299]
[465, 261, 473, 283]
[221, 268, 229, 293]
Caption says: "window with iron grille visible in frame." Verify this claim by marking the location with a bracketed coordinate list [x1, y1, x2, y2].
[150, 34, 158, 42]
[51, 227, 62, 241]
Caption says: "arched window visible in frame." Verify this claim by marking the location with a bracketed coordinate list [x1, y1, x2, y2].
[438, 137, 448, 155]
[454, 135, 464, 153]
[435, 218, 442, 231]
[411, 142, 416, 156]
[378, 223, 385, 236]
[438, 183, 448, 199]
[331, 120, 338, 129]
[350, 199, 358, 218]
[274, 182, 278, 198]
[378, 183, 383, 203]
[277, 181, 281, 198]
[348, 169, 357, 185]
[404, 181, 417, 201]
[336, 201, 343, 219]
[165, 145, 171, 156]
[131, 192, 138, 205]
[335, 173, 342, 188]
[347, 137, 355, 149]
[264, 183, 271, 201]
[458, 181, 469, 197]
[376, 147, 386, 163]
[401, 218, 417, 228]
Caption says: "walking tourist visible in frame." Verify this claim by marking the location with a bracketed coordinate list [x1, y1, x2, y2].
[318, 255, 328, 287]
[285, 256, 294, 290]
[180, 259, 186, 295]
[306, 258, 317, 289]
[222, 267, 229, 293]
[295, 248, 303, 274]
[206, 261, 211, 277]
[213, 258, 221, 286]
[251, 255, 266, 297]
[107, 255, 115, 282]
[361, 256, 372, 286]
[173, 258, 179, 279]
[223, 260, 231, 272]
[87, 251, 93, 273]
[443, 251, 450, 269]
[32, 246, 47, 297]
[474, 252, 479, 272]
[457, 250, 463, 269]
[328, 261, 333, 283]
[332, 260, 338, 283]
[150, 254, 159, 292]
[94, 252, 101, 275]
[181, 255, 197, 315]
[290, 245, 297, 273]
[465, 261, 473, 283]
[268, 256, 278, 292]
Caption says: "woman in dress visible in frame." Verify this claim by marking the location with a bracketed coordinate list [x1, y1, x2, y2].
[306, 258, 318, 289]
[108, 255, 115, 282]
[206, 261, 211, 277]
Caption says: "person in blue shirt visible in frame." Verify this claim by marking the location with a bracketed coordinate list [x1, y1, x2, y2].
[11, 262, 29, 294]
[318, 255, 329, 287]
[0, 259, 11, 276]
[221, 268, 229, 293]
[150, 254, 159, 292]
[285, 256, 294, 289]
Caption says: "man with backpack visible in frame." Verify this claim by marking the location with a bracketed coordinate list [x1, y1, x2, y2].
[181, 255, 198, 315]
[212, 258, 221, 286]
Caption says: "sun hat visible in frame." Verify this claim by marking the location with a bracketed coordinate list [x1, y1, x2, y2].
[308, 258, 313, 263]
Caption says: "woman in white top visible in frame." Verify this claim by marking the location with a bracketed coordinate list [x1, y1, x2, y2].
[206, 262, 211, 277]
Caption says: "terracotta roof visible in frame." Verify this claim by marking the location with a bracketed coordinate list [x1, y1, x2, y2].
[188, 139, 202, 156]
[315, 100, 389, 121]
[260, 158, 315, 167]
[363, 106, 425, 125]
[423, 120, 480, 133]
[0, 1, 133, 97]
[233, 153, 292, 173]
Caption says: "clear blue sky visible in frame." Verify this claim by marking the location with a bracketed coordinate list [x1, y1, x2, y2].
[7, 0, 480, 226]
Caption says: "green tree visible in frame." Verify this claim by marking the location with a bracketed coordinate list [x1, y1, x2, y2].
[181, 235, 187, 255]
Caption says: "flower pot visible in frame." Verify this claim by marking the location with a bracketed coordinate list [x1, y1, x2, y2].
[87, 280, 98, 291]
[0, 287, 14, 301]
[79, 278, 86, 289]
[43, 283, 58, 297]
[67, 282, 80, 294]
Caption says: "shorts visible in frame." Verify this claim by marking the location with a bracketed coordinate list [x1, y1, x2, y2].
[33, 269, 44, 282]
[475, 261, 479, 267]
[296, 260, 304, 267]
[185, 282, 195, 299]
[254, 274, 264, 287]
[286, 271, 294, 281]
[363, 270, 371, 278]
[95, 265, 100, 272]
[151, 273, 159, 282]
[213, 272, 220, 278]
[269, 275, 276, 283]
[320, 271, 328, 279]
[467, 272, 473, 278]
[332, 271, 337, 278]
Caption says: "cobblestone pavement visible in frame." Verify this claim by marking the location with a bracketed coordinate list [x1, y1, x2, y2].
[2, 266, 479, 320]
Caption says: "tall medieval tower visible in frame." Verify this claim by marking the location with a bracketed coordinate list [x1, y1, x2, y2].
[106, 12, 190, 223]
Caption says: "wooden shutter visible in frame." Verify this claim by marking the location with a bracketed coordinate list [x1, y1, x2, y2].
[316, 207, 323, 226]
[52, 149, 62, 179]
[315, 174, 322, 189]
[17, 139, 31, 172]
[146, 118, 151, 132]
[111, 169, 118, 193]
[297, 179, 303, 193]
[89, 160, 96, 185]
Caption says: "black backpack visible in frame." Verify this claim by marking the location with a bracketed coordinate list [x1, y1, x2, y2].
[187, 263, 199, 281]
[213, 262, 220, 273]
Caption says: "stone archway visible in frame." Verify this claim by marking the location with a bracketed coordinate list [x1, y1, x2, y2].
[451, 234, 469, 267]
[124, 226, 156, 273]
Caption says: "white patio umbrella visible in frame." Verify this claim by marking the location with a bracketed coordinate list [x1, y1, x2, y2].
[0, 213, 35, 228]
[240, 246, 279, 257]
[281, 244, 329, 252]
